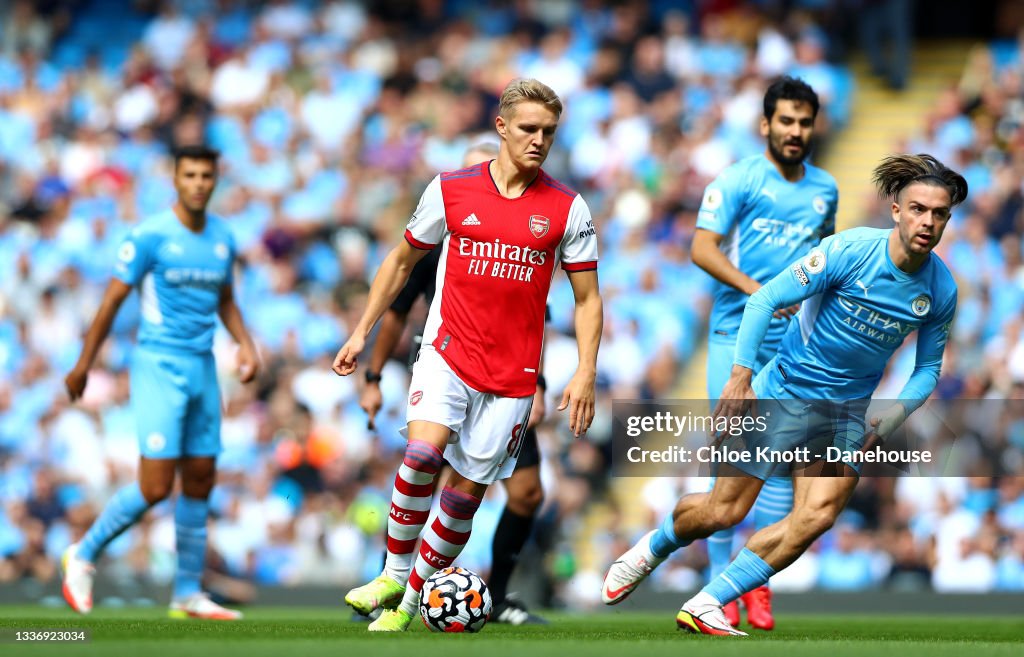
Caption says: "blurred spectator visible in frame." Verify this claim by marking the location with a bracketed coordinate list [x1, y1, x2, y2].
[142, 2, 195, 71]
[817, 522, 888, 591]
[857, 0, 913, 90]
[0, 1, 53, 59]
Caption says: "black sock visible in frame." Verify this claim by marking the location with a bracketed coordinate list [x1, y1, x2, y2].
[489, 506, 534, 605]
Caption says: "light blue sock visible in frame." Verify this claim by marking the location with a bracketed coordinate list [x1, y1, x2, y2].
[649, 511, 691, 558]
[706, 529, 734, 580]
[754, 477, 793, 531]
[78, 483, 150, 562]
[702, 548, 776, 605]
[173, 496, 209, 600]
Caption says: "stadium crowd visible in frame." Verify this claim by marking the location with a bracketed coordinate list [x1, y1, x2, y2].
[0, 0, 1021, 607]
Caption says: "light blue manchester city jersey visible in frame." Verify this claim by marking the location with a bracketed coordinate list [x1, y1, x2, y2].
[114, 209, 235, 354]
[736, 227, 957, 407]
[696, 154, 837, 340]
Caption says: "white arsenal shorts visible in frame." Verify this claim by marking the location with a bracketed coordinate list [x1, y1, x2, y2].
[403, 346, 533, 484]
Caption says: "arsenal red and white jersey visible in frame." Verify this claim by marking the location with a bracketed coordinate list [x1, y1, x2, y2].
[404, 161, 598, 397]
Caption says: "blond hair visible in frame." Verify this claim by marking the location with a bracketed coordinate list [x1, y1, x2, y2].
[498, 78, 563, 119]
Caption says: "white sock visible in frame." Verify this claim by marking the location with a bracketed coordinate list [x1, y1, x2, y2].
[690, 591, 723, 608]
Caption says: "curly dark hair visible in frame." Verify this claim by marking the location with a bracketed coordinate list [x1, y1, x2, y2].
[763, 76, 820, 120]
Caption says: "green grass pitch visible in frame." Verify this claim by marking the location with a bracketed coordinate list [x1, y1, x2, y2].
[1, 607, 1021, 657]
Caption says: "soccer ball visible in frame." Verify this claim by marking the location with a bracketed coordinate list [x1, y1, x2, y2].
[419, 566, 492, 633]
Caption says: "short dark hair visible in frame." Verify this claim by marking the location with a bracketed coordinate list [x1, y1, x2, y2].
[173, 144, 220, 169]
[763, 76, 820, 120]
[872, 153, 969, 206]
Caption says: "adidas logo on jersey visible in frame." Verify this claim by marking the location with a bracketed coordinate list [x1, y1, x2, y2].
[462, 213, 481, 226]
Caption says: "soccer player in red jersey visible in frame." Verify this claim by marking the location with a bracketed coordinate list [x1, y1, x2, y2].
[333, 78, 604, 632]
[359, 141, 550, 624]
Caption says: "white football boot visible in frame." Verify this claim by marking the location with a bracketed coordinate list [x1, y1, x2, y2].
[601, 530, 666, 605]
[676, 592, 748, 636]
[169, 593, 243, 620]
[61, 543, 95, 614]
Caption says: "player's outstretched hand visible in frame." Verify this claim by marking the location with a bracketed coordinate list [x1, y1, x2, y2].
[65, 366, 88, 402]
[866, 404, 906, 444]
[333, 336, 365, 376]
[237, 343, 260, 383]
[360, 381, 383, 431]
[558, 370, 595, 438]
[711, 366, 757, 437]
[773, 303, 801, 320]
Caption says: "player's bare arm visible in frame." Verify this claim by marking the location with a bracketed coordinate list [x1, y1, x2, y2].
[65, 278, 133, 401]
[218, 281, 259, 383]
[333, 240, 431, 376]
[358, 309, 410, 429]
[558, 269, 602, 437]
[692, 228, 761, 295]
[692, 229, 799, 319]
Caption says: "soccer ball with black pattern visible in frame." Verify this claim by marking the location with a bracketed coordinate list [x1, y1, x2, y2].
[419, 566, 492, 633]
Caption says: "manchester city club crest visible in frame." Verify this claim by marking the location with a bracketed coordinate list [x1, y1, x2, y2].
[529, 214, 550, 239]
[911, 294, 931, 317]
[813, 196, 827, 214]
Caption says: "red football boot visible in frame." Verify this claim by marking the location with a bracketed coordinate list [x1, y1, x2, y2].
[723, 600, 741, 628]
[740, 585, 774, 630]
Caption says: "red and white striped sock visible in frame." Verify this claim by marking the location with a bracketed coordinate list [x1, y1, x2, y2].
[399, 485, 481, 616]
[383, 440, 444, 584]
